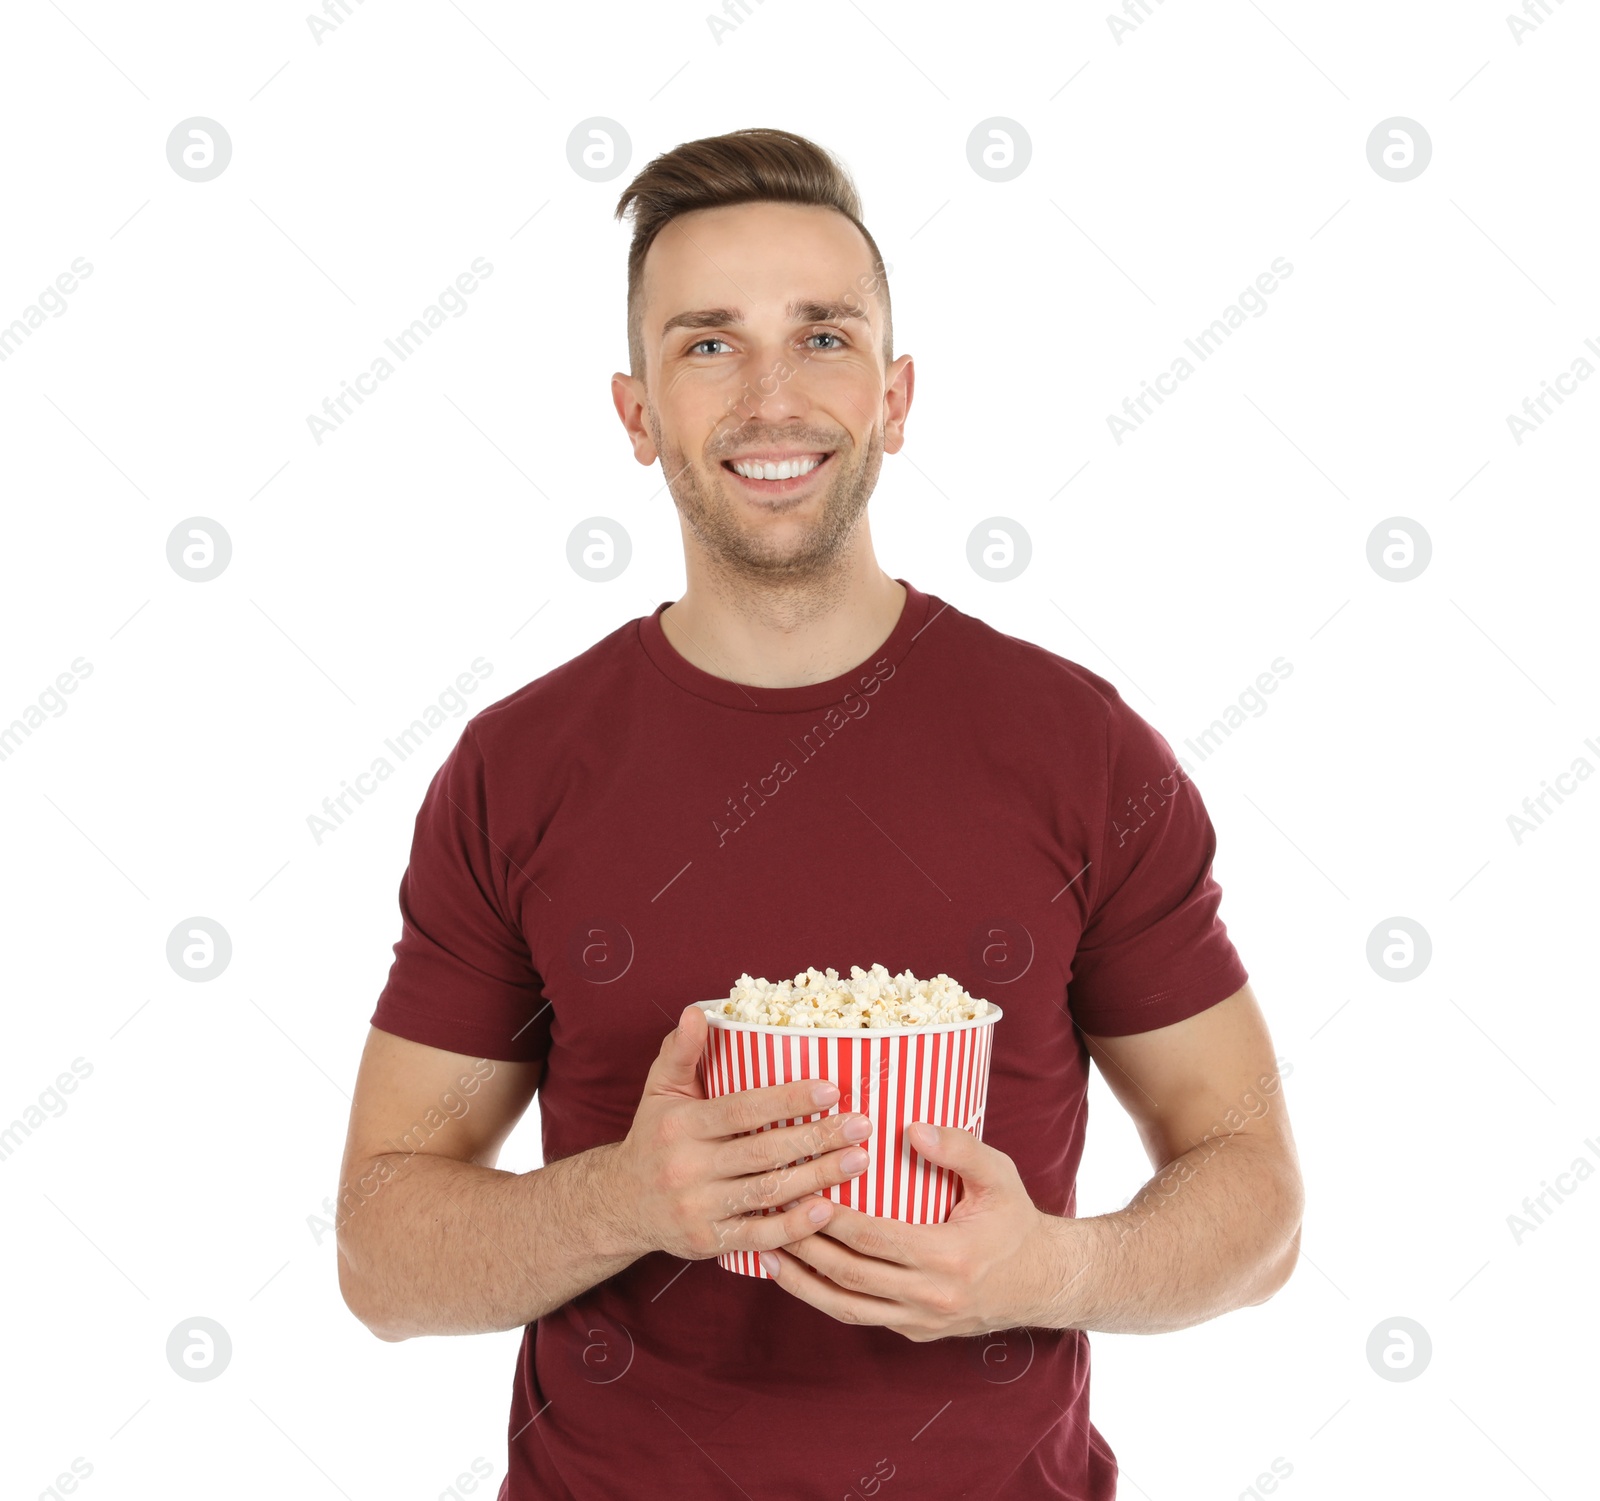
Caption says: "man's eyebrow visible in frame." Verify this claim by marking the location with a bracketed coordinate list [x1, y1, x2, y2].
[659, 299, 871, 341]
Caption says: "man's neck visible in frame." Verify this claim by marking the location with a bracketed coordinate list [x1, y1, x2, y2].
[659, 558, 907, 690]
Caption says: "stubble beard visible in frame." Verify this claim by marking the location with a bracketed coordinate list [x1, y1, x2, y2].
[650, 410, 885, 589]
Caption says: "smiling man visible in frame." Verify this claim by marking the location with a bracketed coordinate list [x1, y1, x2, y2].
[336, 127, 1304, 1500]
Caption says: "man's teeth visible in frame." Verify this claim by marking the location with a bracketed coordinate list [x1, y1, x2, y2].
[729, 455, 823, 481]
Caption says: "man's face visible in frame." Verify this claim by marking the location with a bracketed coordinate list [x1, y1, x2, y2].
[614, 201, 913, 582]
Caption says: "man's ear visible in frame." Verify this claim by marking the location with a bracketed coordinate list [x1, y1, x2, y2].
[882, 354, 915, 455]
[611, 373, 657, 465]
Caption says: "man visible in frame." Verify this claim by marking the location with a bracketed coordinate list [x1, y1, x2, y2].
[336, 126, 1303, 1500]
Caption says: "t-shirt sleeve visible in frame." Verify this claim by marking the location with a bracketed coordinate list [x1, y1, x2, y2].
[370, 719, 553, 1064]
[1066, 691, 1248, 1036]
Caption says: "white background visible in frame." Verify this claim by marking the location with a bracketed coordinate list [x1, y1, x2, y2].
[2, 1, 1596, 1497]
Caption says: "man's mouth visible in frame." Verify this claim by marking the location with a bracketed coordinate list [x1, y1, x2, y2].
[719, 451, 834, 495]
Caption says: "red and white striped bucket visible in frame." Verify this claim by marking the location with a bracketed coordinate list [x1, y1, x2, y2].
[695, 1003, 1002, 1278]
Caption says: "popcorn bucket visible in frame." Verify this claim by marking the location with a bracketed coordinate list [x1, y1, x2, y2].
[694, 1003, 1002, 1278]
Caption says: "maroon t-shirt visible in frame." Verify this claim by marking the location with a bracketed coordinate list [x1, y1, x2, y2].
[370, 578, 1248, 1500]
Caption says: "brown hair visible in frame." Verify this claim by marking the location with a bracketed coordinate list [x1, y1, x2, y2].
[613, 127, 892, 383]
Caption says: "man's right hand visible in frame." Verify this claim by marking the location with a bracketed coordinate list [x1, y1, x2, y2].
[606, 1004, 872, 1262]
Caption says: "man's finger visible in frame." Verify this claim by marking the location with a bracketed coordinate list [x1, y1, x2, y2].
[648, 1004, 709, 1098]
[782, 1228, 935, 1305]
[697, 1076, 839, 1139]
[761, 1246, 907, 1330]
[716, 1198, 836, 1253]
[907, 1122, 1011, 1193]
[814, 1203, 922, 1265]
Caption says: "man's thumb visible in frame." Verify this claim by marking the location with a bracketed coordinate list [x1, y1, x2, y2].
[909, 1121, 991, 1182]
[652, 1003, 709, 1095]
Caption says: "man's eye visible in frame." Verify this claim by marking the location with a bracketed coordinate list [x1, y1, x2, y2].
[686, 332, 845, 354]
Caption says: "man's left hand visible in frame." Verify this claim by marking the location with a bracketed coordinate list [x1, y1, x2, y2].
[762, 1122, 1087, 1341]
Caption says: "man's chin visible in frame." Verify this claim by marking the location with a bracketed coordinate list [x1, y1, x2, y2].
[711, 522, 848, 578]
[666, 459, 865, 575]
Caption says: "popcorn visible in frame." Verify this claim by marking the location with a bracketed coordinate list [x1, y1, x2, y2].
[712, 963, 991, 1030]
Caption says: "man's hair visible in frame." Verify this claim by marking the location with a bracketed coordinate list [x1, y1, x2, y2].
[613, 127, 892, 384]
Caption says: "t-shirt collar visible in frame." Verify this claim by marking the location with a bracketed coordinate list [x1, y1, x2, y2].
[637, 577, 933, 712]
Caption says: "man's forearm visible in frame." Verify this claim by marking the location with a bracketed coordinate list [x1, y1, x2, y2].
[338, 1142, 641, 1341]
[1036, 1132, 1303, 1336]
